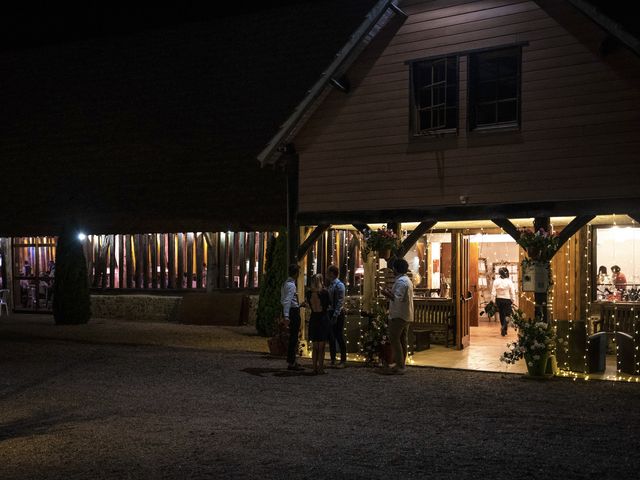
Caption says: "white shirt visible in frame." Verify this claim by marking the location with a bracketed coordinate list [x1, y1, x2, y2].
[491, 277, 515, 303]
[280, 277, 299, 319]
[388, 274, 414, 322]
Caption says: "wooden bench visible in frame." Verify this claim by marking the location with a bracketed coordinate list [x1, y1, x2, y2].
[412, 298, 455, 348]
[412, 328, 433, 351]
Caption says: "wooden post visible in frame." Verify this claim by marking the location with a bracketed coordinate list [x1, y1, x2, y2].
[160, 233, 166, 289]
[151, 234, 158, 289]
[285, 147, 300, 265]
[177, 233, 184, 289]
[186, 232, 194, 289]
[247, 232, 256, 288]
[534, 217, 551, 322]
[196, 233, 204, 289]
[168, 234, 176, 289]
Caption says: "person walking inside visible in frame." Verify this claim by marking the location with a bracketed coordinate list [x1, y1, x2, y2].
[281, 264, 304, 371]
[491, 266, 516, 336]
[305, 273, 330, 374]
[326, 265, 347, 368]
[381, 258, 414, 374]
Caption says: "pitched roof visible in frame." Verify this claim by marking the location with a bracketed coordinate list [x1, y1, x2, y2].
[0, 0, 379, 235]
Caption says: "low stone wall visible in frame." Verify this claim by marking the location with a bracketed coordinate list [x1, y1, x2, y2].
[91, 295, 182, 323]
[91, 293, 260, 325]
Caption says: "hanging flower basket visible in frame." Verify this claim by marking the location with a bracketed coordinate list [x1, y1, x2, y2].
[361, 228, 400, 261]
[517, 228, 560, 263]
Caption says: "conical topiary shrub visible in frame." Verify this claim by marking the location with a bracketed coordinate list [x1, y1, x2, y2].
[53, 230, 91, 325]
[256, 231, 287, 337]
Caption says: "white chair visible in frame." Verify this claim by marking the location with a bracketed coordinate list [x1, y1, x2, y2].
[0, 289, 9, 316]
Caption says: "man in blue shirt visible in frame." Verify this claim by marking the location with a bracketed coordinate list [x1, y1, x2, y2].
[327, 265, 347, 367]
[281, 263, 304, 370]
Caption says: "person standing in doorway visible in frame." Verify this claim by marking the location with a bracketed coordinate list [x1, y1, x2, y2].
[491, 267, 516, 336]
[382, 258, 414, 374]
[326, 265, 347, 368]
[281, 264, 304, 371]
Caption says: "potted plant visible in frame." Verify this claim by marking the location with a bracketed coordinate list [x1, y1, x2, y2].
[517, 227, 560, 262]
[362, 228, 400, 260]
[500, 308, 557, 377]
[361, 303, 393, 366]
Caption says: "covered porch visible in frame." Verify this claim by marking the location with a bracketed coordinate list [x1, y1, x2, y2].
[295, 214, 640, 381]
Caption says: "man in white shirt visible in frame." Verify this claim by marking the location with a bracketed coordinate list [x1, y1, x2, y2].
[382, 258, 414, 374]
[491, 267, 516, 336]
[281, 263, 304, 370]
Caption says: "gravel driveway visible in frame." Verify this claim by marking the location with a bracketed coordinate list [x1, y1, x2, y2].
[1, 326, 640, 479]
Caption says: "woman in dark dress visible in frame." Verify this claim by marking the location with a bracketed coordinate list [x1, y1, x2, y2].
[306, 274, 330, 374]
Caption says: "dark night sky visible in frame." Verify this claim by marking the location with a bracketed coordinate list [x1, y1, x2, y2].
[1, 1, 638, 53]
[0, 1, 318, 52]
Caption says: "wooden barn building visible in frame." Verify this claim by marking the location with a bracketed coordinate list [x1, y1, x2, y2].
[259, 0, 640, 375]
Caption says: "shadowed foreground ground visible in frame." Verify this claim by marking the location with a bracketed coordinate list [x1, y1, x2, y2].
[1, 323, 640, 479]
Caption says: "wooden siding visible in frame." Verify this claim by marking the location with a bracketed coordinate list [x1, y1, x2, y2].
[295, 0, 640, 216]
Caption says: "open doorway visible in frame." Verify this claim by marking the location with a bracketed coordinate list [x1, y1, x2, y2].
[460, 233, 521, 368]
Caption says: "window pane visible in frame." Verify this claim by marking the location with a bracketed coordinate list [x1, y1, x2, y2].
[419, 86, 431, 108]
[433, 84, 446, 106]
[595, 227, 640, 302]
[478, 81, 496, 102]
[478, 58, 497, 81]
[435, 106, 445, 128]
[476, 103, 496, 125]
[433, 61, 445, 83]
[497, 100, 517, 123]
[498, 77, 517, 100]
[419, 109, 431, 131]
[498, 56, 518, 77]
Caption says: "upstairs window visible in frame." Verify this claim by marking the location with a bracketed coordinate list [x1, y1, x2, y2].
[411, 56, 458, 135]
[469, 47, 521, 129]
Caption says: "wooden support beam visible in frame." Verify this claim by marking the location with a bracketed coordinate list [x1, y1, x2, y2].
[352, 223, 371, 234]
[628, 213, 640, 225]
[398, 220, 437, 257]
[491, 218, 522, 242]
[297, 224, 330, 261]
[554, 215, 595, 254]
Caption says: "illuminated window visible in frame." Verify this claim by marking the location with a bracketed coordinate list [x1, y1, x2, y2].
[594, 226, 640, 302]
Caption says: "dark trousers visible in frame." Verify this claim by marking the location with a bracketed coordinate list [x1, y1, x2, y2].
[287, 307, 301, 365]
[329, 311, 346, 363]
[496, 298, 512, 330]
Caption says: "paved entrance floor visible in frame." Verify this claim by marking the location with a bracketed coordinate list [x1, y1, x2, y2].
[411, 321, 626, 381]
[411, 321, 526, 374]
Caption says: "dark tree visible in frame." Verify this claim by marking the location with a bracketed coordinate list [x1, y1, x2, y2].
[53, 230, 91, 325]
[256, 231, 287, 336]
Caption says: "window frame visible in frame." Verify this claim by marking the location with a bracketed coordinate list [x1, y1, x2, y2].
[409, 55, 459, 136]
[468, 46, 522, 132]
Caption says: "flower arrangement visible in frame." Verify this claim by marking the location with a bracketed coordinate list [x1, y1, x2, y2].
[517, 227, 560, 263]
[361, 228, 400, 260]
[361, 303, 391, 366]
[500, 308, 556, 375]
[480, 300, 498, 318]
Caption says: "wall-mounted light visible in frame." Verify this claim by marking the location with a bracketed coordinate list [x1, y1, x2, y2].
[77, 232, 87, 241]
